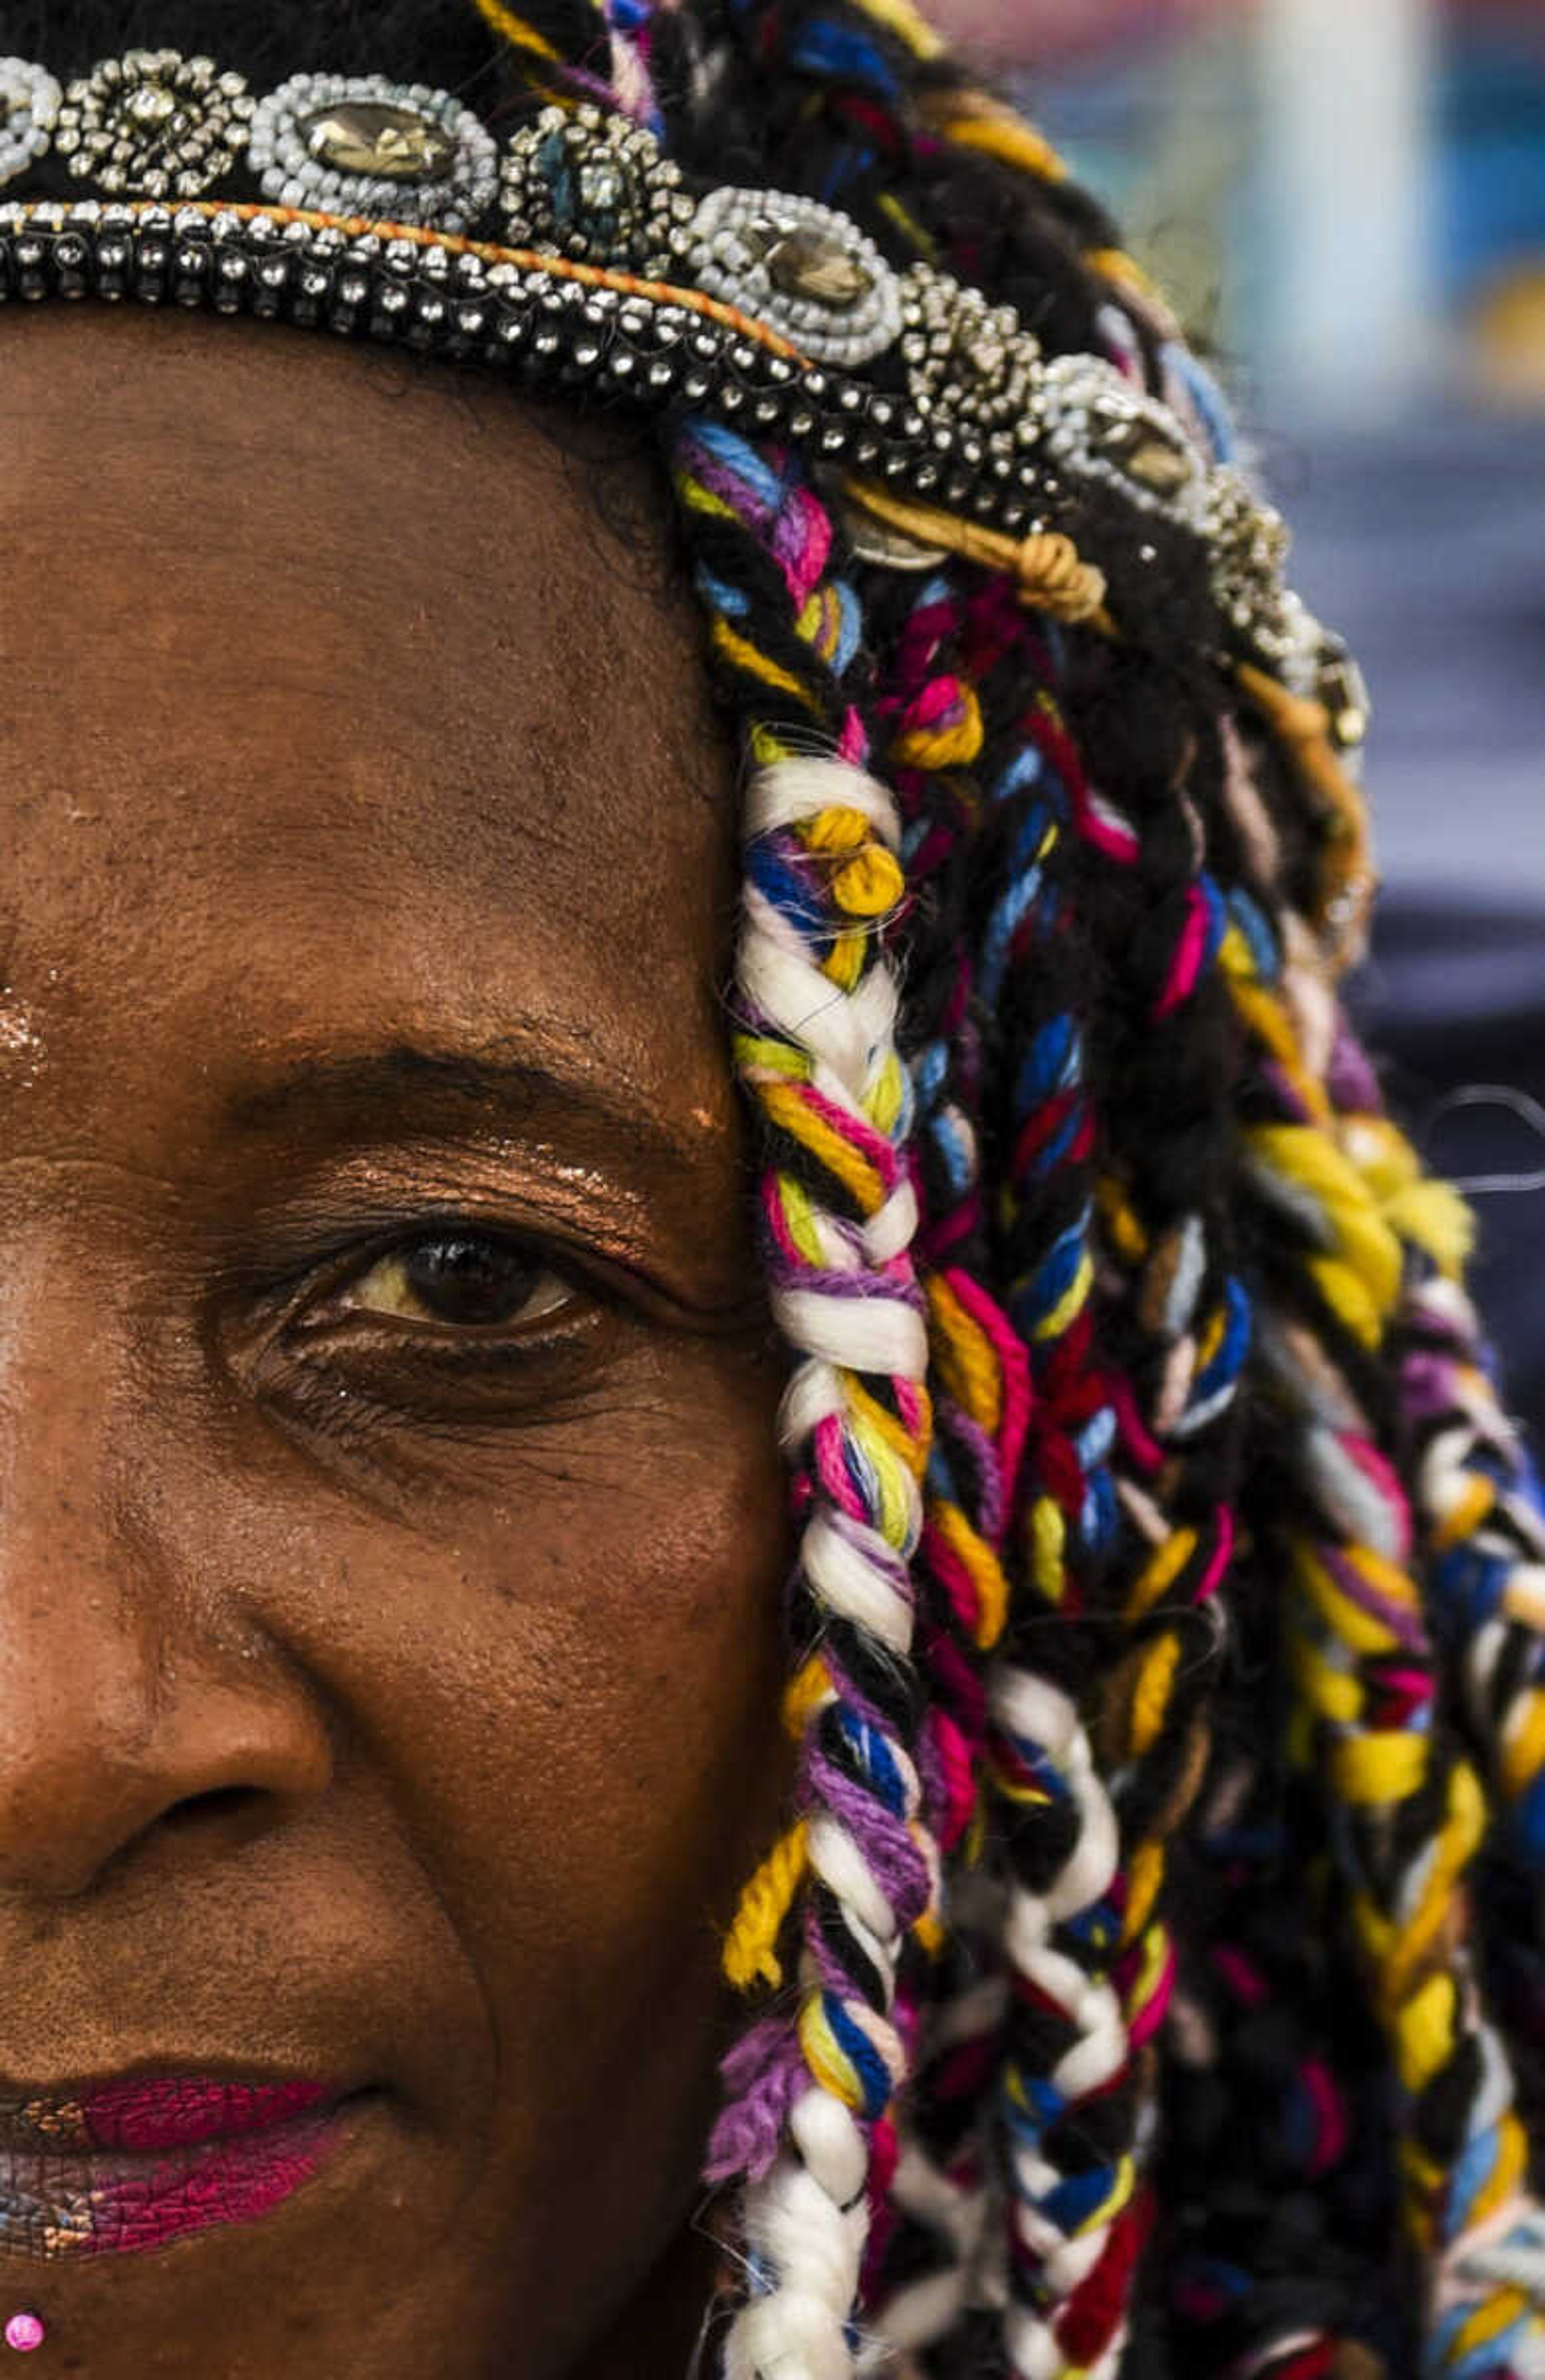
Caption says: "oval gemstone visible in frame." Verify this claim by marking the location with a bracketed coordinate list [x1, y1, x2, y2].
[1097, 416, 1194, 495]
[766, 227, 871, 311]
[302, 102, 454, 181]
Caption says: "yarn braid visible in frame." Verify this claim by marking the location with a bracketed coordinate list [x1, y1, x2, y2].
[863, 567, 1143, 2376]
[855, 567, 1021, 2359]
[1042, 666, 1253, 2376]
[669, 416, 945, 2377]
[964, 596, 1148, 2379]
[1193, 725, 1545, 2369]
[1319, 1033, 1545, 1882]
[455, 0, 1545, 2368]
[1123, 738, 1412, 2368]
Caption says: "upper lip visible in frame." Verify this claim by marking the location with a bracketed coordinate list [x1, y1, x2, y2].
[0, 2063, 358, 2155]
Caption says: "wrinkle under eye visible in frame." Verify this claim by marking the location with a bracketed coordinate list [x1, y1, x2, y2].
[342, 1233, 573, 1329]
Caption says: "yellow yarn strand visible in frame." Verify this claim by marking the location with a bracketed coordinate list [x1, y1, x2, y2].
[1125, 1526, 1198, 1624]
[930, 101, 1069, 186]
[723, 1821, 810, 1990]
[847, 0, 947, 58]
[710, 618, 816, 710]
[471, 0, 562, 60]
[782, 1654, 836, 1741]
[759, 1081, 885, 1213]
[925, 1273, 1004, 1434]
[929, 1499, 1010, 1651]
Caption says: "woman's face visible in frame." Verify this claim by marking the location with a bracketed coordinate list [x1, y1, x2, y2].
[0, 312, 794, 2378]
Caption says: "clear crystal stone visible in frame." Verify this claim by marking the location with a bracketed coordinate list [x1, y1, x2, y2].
[765, 227, 871, 311]
[301, 102, 453, 181]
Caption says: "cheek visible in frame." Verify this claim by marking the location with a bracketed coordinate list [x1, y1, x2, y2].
[348, 1341, 798, 2166]
[487, 1425, 793, 2001]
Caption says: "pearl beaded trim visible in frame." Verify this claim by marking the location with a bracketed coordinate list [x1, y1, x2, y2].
[687, 185, 903, 369]
[248, 73, 499, 235]
[0, 59, 60, 188]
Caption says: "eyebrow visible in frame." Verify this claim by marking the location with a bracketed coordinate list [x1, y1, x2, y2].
[228, 1039, 702, 1180]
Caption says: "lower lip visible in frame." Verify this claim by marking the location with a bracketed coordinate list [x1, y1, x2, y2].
[0, 2096, 373, 2260]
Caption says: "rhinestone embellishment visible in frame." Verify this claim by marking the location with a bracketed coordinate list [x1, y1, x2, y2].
[303, 103, 455, 182]
[687, 185, 902, 367]
[52, 50, 253, 200]
[765, 227, 870, 309]
[500, 104, 695, 271]
[0, 58, 62, 190]
[0, 47, 1362, 729]
[900, 268, 1039, 429]
[1036, 354, 1207, 528]
[248, 74, 498, 231]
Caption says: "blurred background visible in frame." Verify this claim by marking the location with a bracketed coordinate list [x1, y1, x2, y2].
[931, 0, 1545, 1440]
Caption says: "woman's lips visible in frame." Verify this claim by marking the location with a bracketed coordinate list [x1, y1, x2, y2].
[0, 2075, 370, 2258]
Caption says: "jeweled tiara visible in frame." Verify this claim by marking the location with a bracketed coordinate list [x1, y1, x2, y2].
[0, 48, 1369, 779]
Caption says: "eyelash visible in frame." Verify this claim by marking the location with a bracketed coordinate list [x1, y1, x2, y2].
[256, 1222, 620, 1427]
[301, 1228, 577, 1337]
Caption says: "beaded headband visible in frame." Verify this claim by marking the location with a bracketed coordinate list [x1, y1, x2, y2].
[0, 46, 1373, 944]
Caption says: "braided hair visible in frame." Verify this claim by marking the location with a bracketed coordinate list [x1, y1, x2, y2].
[23, 1, 1545, 2373]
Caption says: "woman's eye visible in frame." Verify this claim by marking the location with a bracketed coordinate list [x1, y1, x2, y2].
[331, 1233, 574, 1331]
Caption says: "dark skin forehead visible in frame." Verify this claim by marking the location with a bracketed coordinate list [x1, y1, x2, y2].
[0, 311, 792, 2378]
[2, 312, 747, 1251]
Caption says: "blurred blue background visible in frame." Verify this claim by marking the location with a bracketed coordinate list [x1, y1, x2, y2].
[932, 0, 1545, 1437]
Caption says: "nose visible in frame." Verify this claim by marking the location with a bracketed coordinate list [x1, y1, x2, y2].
[0, 1306, 332, 1902]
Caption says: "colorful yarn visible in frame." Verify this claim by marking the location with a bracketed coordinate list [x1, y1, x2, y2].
[451, 2, 1545, 2372]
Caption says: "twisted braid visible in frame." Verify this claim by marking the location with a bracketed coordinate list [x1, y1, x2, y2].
[855, 568, 1018, 2357]
[962, 599, 1148, 2378]
[1197, 737, 1545, 2371]
[861, 568, 1144, 2376]
[668, 418, 942, 2376]
[453, 3, 1545, 2369]
[1108, 736, 1408, 2364]
[1318, 1032, 1545, 1881]
[1007, 653, 1252, 2372]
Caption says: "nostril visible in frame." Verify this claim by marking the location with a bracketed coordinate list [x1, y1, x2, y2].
[159, 1784, 265, 1832]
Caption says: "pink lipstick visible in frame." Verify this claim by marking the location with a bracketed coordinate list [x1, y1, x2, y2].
[0, 2073, 369, 2258]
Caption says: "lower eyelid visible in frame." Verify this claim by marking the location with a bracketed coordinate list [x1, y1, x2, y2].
[262, 1302, 626, 1434]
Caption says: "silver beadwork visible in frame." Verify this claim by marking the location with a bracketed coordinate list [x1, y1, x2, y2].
[0, 52, 1363, 723]
[1318, 643, 1371, 752]
[248, 74, 498, 232]
[500, 105, 695, 271]
[899, 266, 1039, 431]
[52, 51, 253, 201]
[1205, 466, 1297, 653]
[0, 58, 61, 190]
[686, 186, 902, 368]
[1035, 353, 1207, 528]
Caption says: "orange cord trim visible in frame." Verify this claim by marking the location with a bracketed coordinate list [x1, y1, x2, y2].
[11, 196, 808, 363]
